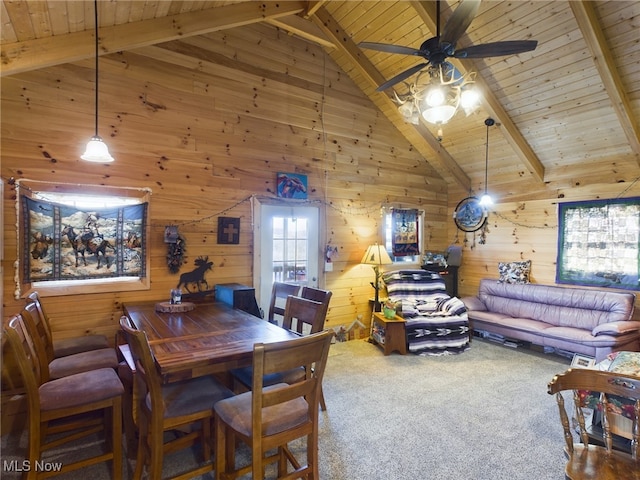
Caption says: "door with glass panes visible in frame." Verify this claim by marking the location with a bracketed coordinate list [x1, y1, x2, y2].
[254, 203, 319, 319]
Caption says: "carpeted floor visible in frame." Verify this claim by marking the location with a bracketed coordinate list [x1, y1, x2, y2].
[1, 337, 571, 479]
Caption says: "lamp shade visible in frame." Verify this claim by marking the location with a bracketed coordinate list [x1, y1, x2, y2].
[81, 135, 114, 163]
[361, 244, 393, 266]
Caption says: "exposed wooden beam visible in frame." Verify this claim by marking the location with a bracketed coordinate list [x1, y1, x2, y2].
[265, 15, 335, 49]
[0, 1, 305, 77]
[311, 6, 471, 191]
[304, 1, 327, 19]
[570, 1, 640, 166]
[411, 1, 546, 182]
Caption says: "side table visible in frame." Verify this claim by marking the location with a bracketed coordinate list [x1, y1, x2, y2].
[370, 312, 407, 356]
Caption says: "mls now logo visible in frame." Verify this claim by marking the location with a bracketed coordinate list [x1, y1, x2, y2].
[3, 460, 63, 473]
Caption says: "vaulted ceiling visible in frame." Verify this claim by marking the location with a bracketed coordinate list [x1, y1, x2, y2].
[2, 1, 639, 201]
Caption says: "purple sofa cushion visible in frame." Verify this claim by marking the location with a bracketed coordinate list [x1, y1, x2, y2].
[477, 279, 635, 331]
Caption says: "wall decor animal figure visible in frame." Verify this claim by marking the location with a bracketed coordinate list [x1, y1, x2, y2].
[61, 225, 116, 269]
[31, 232, 53, 260]
[176, 256, 213, 293]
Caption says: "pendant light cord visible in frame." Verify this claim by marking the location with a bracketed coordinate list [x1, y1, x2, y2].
[484, 123, 489, 194]
[93, 0, 99, 136]
[483, 118, 494, 195]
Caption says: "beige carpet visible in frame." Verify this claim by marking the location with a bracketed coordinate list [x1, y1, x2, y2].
[1, 337, 571, 479]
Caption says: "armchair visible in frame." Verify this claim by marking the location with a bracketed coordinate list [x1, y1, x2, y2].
[382, 269, 470, 356]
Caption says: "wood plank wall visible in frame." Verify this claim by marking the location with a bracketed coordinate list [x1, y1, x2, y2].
[1, 23, 450, 347]
[3, 20, 639, 352]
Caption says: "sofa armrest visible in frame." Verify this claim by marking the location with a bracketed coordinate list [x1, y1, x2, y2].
[592, 321, 640, 336]
[461, 296, 487, 312]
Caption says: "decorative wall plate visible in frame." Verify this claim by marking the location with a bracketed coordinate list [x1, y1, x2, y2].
[453, 196, 488, 232]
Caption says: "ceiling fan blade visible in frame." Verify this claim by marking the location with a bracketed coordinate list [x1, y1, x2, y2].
[440, 0, 481, 48]
[454, 40, 538, 58]
[377, 63, 429, 91]
[359, 42, 422, 56]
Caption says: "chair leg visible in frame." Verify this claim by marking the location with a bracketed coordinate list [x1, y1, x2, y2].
[308, 431, 319, 480]
[319, 387, 327, 412]
[214, 416, 225, 480]
[111, 397, 123, 480]
[133, 414, 148, 480]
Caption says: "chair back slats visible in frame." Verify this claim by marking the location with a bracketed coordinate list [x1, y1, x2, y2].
[548, 367, 640, 470]
[301, 286, 332, 310]
[20, 303, 53, 383]
[26, 291, 55, 360]
[4, 315, 43, 411]
[268, 282, 301, 324]
[251, 330, 333, 433]
[282, 296, 326, 335]
[118, 316, 162, 409]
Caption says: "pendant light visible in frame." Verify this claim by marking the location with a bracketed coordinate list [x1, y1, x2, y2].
[81, 0, 114, 163]
[479, 118, 494, 207]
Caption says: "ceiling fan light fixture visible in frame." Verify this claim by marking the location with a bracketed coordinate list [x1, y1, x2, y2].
[398, 102, 415, 119]
[460, 87, 480, 113]
[425, 85, 446, 107]
[81, 135, 114, 163]
[421, 104, 456, 125]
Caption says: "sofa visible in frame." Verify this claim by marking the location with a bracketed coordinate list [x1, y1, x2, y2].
[382, 270, 469, 356]
[462, 279, 639, 361]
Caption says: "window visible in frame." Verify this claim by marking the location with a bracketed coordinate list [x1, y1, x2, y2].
[556, 197, 639, 290]
[272, 216, 308, 283]
[383, 207, 424, 264]
[16, 180, 151, 298]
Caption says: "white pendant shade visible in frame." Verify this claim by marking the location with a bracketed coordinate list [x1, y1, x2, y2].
[479, 193, 493, 207]
[81, 136, 114, 163]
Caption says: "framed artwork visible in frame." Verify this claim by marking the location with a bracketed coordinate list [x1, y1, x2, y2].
[453, 196, 488, 232]
[276, 172, 307, 199]
[218, 217, 240, 244]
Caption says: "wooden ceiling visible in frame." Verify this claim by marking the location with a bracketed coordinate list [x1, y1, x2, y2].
[2, 1, 639, 201]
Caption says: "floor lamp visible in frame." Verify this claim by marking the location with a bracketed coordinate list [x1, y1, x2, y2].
[361, 244, 393, 312]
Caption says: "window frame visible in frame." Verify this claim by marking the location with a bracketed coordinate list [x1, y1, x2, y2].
[556, 197, 640, 291]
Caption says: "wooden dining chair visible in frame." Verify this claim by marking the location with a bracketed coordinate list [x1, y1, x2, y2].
[230, 296, 328, 407]
[119, 316, 234, 480]
[21, 301, 118, 382]
[3, 314, 124, 480]
[214, 330, 333, 480]
[267, 282, 300, 325]
[289, 291, 331, 411]
[547, 368, 640, 480]
[300, 286, 332, 319]
[26, 291, 110, 357]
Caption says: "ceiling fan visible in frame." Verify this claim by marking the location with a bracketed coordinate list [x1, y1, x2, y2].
[359, 0, 538, 92]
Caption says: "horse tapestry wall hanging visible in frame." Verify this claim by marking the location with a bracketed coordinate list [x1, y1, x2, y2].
[22, 195, 148, 282]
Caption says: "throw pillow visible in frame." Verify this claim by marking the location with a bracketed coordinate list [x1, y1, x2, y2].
[498, 260, 531, 284]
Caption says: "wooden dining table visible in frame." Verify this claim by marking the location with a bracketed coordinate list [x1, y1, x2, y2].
[122, 300, 300, 383]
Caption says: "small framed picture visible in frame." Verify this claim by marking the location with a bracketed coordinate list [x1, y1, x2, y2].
[571, 353, 596, 369]
[276, 172, 308, 199]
